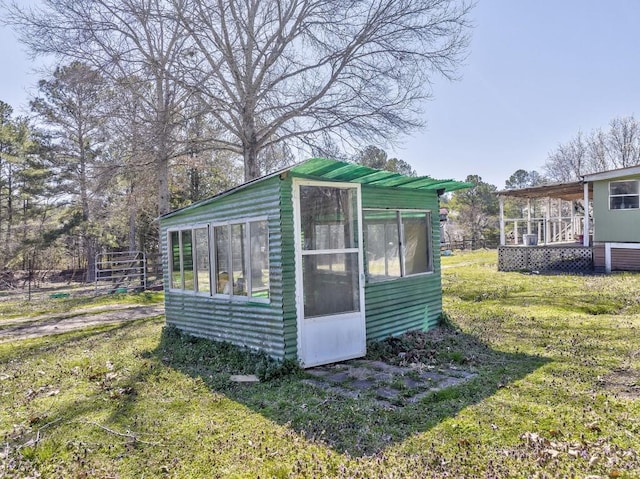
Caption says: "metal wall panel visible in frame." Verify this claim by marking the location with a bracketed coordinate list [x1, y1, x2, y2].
[278, 178, 299, 358]
[160, 177, 288, 359]
[160, 177, 447, 360]
[361, 186, 444, 339]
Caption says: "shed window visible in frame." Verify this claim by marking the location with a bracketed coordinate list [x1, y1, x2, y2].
[169, 220, 269, 301]
[214, 220, 270, 301]
[168, 226, 210, 293]
[610, 180, 640, 209]
[249, 221, 270, 298]
[194, 227, 211, 293]
[170, 231, 181, 288]
[363, 209, 433, 280]
[230, 224, 248, 296]
[182, 230, 194, 290]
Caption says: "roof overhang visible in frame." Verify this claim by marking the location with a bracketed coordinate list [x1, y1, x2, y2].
[288, 158, 472, 192]
[582, 165, 640, 182]
[161, 158, 473, 220]
[496, 181, 591, 201]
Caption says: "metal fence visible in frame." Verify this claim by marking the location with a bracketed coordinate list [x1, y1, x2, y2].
[440, 238, 500, 251]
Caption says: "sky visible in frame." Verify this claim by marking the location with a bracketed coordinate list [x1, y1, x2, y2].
[1, 0, 640, 188]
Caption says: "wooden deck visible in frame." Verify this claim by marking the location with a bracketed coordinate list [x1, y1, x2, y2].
[498, 244, 593, 273]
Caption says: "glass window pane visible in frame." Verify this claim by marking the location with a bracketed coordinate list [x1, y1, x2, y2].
[303, 253, 359, 317]
[611, 195, 640, 209]
[194, 227, 210, 293]
[402, 212, 432, 275]
[249, 221, 269, 299]
[363, 210, 400, 279]
[231, 224, 247, 296]
[610, 181, 639, 196]
[215, 225, 230, 294]
[182, 230, 194, 290]
[300, 185, 357, 250]
[170, 231, 181, 288]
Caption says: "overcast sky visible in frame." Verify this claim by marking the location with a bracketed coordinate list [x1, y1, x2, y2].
[2, 0, 639, 188]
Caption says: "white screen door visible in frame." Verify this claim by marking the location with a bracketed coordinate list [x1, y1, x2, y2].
[293, 180, 366, 367]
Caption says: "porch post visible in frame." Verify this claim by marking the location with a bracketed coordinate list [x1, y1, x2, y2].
[570, 200, 576, 241]
[527, 198, 532, 235]
[499, 195, 505, 246]
[583, 182, 590, 246]
[545, 197, 551, 244]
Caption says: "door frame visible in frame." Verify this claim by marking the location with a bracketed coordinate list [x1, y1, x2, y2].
[292, 178, 366, 367]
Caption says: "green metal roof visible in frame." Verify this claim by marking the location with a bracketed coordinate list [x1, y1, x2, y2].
[161, 158, 472, 220]
[291, 158, 472, 192]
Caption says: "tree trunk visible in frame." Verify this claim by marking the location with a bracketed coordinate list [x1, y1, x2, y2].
[5, 162, 12, 258]
[157, 156, 170, 216]
[128, 182, 136, 251]
[85, 236, 96, 283]
[243, 140, 261, 182]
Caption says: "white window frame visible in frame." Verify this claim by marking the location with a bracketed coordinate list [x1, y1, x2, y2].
[609, 180, 640, 210]
[167, 224, 212, 296]
[167, 218, 269, 302]
[363, 208, 434, 282]
[210, 217, 270, 303]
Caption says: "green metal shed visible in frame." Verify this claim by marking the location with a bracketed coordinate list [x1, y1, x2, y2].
[160, 158, 470, 367]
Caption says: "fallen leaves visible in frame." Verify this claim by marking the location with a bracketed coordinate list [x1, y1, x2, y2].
[517, 431, 639, 475]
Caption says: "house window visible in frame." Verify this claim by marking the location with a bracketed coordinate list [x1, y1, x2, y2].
[213, 220, 270, 301]
[168, 226, 210, 293]
[610, 180, 640, 210]
[363, 209, 433, 280]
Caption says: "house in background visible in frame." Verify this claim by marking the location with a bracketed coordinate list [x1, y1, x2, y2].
[160, 158, 470, 367]
[496, 164, 640, 273]
[584, 165, 640, 272]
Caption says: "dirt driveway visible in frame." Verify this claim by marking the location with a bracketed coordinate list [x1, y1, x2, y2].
[0, 304, 165, 343]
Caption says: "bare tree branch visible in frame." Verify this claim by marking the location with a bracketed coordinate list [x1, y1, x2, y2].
[174, 0, 473, 180]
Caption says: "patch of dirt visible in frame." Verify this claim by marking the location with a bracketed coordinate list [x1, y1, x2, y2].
[599, 367, 640, 399]
[0, 305, 165, 343]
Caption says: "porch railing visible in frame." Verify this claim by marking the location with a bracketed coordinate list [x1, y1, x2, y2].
[502, 215, 586, 246]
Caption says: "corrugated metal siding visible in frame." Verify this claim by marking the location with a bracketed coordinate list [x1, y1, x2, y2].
[361, 186, 443, 340]
[279, 178, 299, 359]
[160, 176, 288, 359]
[160, 176, 447, 360]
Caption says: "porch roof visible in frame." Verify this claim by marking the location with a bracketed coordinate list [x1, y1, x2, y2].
[496, 181, 592, 201]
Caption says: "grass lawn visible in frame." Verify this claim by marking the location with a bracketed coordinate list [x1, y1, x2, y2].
[2, 250, 639, 478]
[0, 291, 164, 323]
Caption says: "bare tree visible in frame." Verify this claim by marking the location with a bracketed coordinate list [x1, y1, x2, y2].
[585, 128, 609, 174]
[545, 116, 640, 182]
[608, 116, 640, 168]
[544, 132, 587, 182]
[174, 0, 473, 181]
[4, 0, 194, 215]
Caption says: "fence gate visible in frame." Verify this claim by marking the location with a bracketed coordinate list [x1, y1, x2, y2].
[95, 251, 147, 293]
